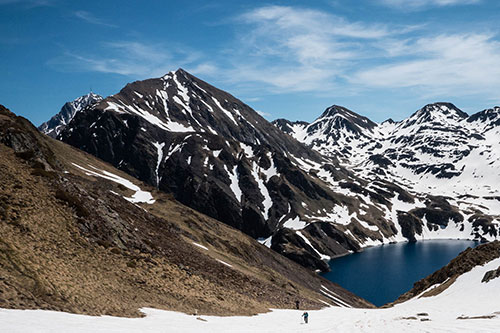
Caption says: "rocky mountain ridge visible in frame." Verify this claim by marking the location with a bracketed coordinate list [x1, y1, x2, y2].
[274, 102, 500, 193]
[38, 92, 102, 138]
[46, 70, 499, 272]
[274, 102, 500, 241]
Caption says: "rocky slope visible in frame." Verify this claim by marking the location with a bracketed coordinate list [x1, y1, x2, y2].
[50, 70, 499, 272]
[38, 92, 102, 138]
[0, 104, 374, 316]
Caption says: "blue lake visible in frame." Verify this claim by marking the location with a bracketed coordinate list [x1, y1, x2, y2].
[321, 240, 478, 307]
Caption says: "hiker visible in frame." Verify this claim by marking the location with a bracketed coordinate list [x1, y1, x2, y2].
[295, 300, 300, 309]
[302, 311, 309, 324]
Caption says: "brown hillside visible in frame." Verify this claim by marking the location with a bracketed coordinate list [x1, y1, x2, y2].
[0, 105, 373, 317]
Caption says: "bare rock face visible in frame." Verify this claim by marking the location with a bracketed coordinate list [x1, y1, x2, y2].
[482, 266, 500, 283]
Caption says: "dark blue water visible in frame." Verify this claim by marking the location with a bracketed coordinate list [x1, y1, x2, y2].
[322, 240, 478, 307]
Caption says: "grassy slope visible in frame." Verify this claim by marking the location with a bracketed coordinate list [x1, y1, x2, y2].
[0, 105, 373, 317]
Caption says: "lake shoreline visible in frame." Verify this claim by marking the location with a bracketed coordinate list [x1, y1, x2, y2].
[321, 239, 479, 306]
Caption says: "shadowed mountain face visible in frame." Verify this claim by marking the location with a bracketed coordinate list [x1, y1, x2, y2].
[57, 70, 327, 237]
[50, 70, 499, 272]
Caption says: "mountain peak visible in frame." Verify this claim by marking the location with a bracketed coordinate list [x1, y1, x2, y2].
[467, 106, 500, 127]
[314, 104, 377, 133]
[39, 92, 103, 138]
[162, 68, 190, 80]
[272, 118, 309, 135]
[319, 105, 353, 118]
[403, 102, 468, 128]
[418, 102, 468, 119]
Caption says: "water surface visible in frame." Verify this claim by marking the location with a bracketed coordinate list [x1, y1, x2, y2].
[322, 240, 478, 306]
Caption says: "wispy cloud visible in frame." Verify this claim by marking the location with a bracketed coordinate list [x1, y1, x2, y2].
[240, 5, 390, 62]
[378, 0, 481, 10]
[219, 5, 500, 102]
[48, 41, 211, 79]
[73, 10, 116, 28]
[255, 110, 271, 117]
[352, 33, 500, 97]
[0, 0, 54, 7]
[49, 4, 500, 105]
[219, 5, 404, 94]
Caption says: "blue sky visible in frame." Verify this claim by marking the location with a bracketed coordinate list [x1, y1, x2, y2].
[2, 0, 500, 125]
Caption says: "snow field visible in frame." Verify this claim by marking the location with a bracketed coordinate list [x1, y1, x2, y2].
[2, 257, 499, 332]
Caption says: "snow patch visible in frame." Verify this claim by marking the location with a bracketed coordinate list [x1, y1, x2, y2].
[72, 163, 155, 204]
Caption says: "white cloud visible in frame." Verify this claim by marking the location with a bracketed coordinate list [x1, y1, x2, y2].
[240, 5, 390, 64]
[49, 4, 500, 106]
[378, 0, 481, 9]
[73, 10, 116, 28]
[186, 63, 218, 76]
[222, 6, 397, 93]
[352, 33, 500, 97]
[255, 110, 271, 117]
[222, 5, 500, 103]
[49, 41, 207, 79]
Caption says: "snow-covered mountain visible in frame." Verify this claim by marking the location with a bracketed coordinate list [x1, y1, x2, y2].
[274, 102, 500, 243]
[48, 70, 500, 271]
[39, 92, 102, 138]
[275, 102, 500, 195]
[273, 105, 377, 162]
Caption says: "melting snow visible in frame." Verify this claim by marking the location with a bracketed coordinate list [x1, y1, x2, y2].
[257, 236, 273, 248]
[72, 163, 155, 204]
[192, 242, 208, 251]
[152, 142, 165, 186]
[250, 162, 273, 220]
[224, 165, 242, 203]
[296, 231, 330, 261]
[212, 97, 238, 126]
[282, 216, 307, 230]
[216, 259, 233, 268]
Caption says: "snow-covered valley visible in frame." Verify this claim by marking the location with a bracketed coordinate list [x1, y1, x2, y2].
[2, 254, 499, 332]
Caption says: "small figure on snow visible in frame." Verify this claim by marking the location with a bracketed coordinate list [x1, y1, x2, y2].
[295, 300, 300, 309]
[302, 311, 309, 324]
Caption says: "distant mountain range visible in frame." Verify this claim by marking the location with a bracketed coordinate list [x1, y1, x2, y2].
[41, 69, 500, 272]
[273, 102, 500, 196]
